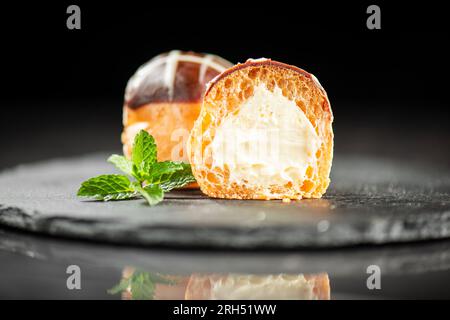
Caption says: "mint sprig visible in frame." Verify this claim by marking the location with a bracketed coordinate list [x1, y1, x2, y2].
[107, 270, 177, 300]
[77, 130, 196, 206]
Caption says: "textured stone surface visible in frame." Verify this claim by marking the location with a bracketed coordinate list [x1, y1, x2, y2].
[0, 153, 449, 248]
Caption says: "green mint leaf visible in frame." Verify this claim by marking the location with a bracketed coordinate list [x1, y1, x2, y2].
[77, 174, 137, 201]
[130, 274, 155, 300]
[107, 271, 177, 300]
[132, 130, 157, 177]
[107, 278, 130, 295]
[159, 163, 196, 192]
[144, 161, 196, 191]
[146, 273, 177, 286]
[133, 183, 164, 206]
[107, 154, 134, 177]
[144, 161, 184, 184]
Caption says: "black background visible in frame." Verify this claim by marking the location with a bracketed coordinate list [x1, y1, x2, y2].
[1, 1, 449, 169]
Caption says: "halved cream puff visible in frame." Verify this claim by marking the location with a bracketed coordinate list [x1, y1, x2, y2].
[187, 58, 333, 199]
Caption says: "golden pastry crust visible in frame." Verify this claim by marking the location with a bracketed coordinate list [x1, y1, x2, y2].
[187, 59, 333, 199]
[122, 102, 201, 162]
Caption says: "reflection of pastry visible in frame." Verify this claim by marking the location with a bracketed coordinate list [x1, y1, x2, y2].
[122, 51, 233, 165]
[185, 273, 330, 300]
[115, 269, 330, 300]
[188, 58, 333, 199]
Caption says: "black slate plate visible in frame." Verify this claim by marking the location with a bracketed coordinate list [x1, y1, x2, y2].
[0, 153, 449, 248]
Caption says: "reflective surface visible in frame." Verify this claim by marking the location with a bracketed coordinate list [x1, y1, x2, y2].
[1, 226, 450, 299]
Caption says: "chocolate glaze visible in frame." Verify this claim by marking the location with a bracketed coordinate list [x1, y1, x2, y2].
[125, 51, 233, 109]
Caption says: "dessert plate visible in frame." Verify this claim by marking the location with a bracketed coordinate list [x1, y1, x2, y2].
[0, 153, 449, 248]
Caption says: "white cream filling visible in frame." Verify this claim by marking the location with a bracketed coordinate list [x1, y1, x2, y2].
[209, 84, 320, 188]
[210, 274, 316, 300]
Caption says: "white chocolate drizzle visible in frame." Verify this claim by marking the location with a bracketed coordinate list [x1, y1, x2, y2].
[199, 54, 214, 84]
[164, 50, 181, 100]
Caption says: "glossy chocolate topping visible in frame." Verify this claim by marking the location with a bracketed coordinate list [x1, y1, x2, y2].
[125, 51, 233, 109]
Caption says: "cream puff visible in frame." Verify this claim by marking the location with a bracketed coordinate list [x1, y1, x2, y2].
[187, 58, 333, 199]
[122, 51, 233, 163]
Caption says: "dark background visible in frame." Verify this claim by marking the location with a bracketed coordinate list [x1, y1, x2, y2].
[1, 1, 449, 170]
